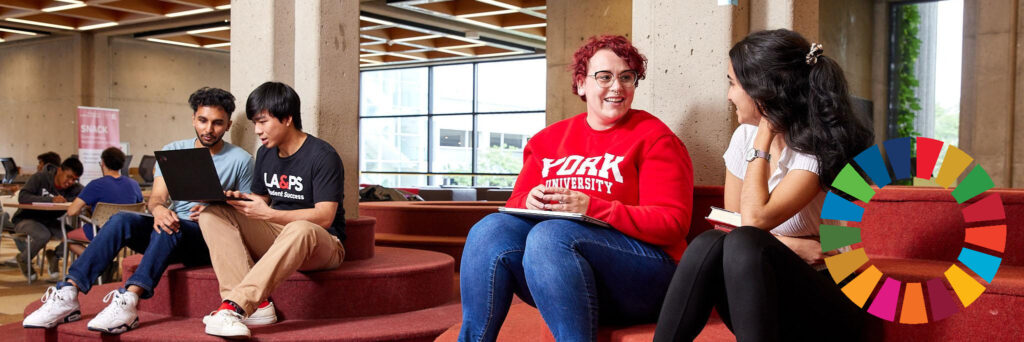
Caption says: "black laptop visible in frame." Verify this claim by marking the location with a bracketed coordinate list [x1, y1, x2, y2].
[154, 148, 250, 202]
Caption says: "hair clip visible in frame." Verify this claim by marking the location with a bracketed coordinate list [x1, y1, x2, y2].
[805, 43, 824, 65]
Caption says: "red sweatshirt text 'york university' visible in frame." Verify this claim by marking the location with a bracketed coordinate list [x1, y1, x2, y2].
[506, 110, 694, 261]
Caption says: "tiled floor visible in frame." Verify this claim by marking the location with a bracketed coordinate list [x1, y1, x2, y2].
[0, 238, 59, 325]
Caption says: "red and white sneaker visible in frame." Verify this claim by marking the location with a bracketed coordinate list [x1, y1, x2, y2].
[242, 300, 277, 326]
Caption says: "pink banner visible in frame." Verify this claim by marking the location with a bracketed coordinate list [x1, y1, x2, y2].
[77, 106, 120, 184]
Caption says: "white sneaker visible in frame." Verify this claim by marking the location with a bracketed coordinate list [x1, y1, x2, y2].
[242, 301, 277, 326]
[203, 309, 250, 339]
[87, 289, 140, 334]
[23, 286, 81, 328]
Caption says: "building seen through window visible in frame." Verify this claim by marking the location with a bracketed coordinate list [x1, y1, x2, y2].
[359, 58, 546, 188]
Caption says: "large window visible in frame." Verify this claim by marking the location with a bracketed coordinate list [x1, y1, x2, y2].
[360, 58, 546, 188]
[888, 0, 962, 146]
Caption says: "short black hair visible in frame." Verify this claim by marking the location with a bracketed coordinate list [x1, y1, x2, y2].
[100, 147, 126, 171]
[37, 151, 61, 167]
[246, 81, 302, 130]
[61, 157, 84, 177]
[188, 87, 236, 115]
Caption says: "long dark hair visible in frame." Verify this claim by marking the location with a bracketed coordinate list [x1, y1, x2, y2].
[730, 29, 873, 189]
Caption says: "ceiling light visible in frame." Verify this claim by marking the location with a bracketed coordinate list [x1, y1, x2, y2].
[55, 0, 84, 3]
[42, 3, 86, 12]
[359, 16, 393, 26]
[5, 18, 74, 30]
[455, 10, 517, 19]
[476, 0, 522, 11]
[204, 42, 230, 48]
[392, 34, 441, 43]
[166, 8, 214, 17]
[79, 22, 118, 30]
[187, 26, 229, 35]
[215, 4, 230, 10]
[0, 27, 38, 36]
[147, 38, 199, 48]
[505, 23, 546, 30]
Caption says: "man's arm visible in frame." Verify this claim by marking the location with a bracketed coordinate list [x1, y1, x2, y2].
[18, 174, 50, 203]
[225, 192, 337, 229]
[147, 176, 181, 233]
[66, 198, 88, 217]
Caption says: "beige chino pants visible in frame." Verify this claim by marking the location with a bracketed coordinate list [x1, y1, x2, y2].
[198, 204, 345, 315]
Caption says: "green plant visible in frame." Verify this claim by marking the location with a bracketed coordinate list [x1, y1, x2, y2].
[894, 4, 923, 138]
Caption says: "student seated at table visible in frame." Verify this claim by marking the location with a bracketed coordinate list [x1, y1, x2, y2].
[65, 147, 144, 253]
[12, 157, 83, 281]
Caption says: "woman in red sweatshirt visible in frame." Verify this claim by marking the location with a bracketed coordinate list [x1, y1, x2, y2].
[458, 35, 694, 342]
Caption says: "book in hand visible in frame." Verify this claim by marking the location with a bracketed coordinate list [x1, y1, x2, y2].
[705, 206, 741, 231]
[497, 207, 613, 229]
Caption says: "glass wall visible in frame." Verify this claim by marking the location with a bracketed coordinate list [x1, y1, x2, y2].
[359, 58, 546, 188]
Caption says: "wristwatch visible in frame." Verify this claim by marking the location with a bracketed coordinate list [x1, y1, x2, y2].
[745, 148, 771, 162]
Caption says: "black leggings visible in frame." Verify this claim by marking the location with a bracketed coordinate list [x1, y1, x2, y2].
[653, 227, 865, 342]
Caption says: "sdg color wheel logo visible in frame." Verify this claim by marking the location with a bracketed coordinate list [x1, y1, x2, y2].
[819, 137, 1007, 324]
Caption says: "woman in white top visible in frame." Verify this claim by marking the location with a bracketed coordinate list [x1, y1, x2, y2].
[653, 29, 874, 342]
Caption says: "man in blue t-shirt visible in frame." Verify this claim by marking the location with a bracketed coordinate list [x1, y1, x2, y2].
[199, 82, 346, 339]
[66, 146, 144, 243]
[23, 87, 255, 335]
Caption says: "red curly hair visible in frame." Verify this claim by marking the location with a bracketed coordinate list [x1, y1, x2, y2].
[569, 35, 647, 101]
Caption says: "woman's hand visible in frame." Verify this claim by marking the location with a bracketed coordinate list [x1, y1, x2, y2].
[541, 187, 590, 214]
[775, 235, 834, 265]
[524, 184, 548, 210]
[754, 116, 776, 150]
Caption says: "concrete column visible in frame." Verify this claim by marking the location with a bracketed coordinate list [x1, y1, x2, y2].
[869, 1, 889, 146]
[750, 0, 819, 41]
[1011, 0, 1019, 187]
[1014, 1, 1023, 187]
[632, 0, 750, 185]
[229, 0, 294, 151]
[959, 0, 1018, 187]
[545, 0, 632, 125]
[293, 0, 361, 218]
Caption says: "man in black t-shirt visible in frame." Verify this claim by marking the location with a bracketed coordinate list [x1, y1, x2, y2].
[198, 82, 346, 339]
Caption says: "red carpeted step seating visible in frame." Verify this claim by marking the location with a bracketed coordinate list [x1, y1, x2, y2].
[360, 201, 504, 269]
[20, 217, 465, 341]
[437, 186, 1024, 341]
[435, 186, 729, 341]
[858, 186, 1024, 341]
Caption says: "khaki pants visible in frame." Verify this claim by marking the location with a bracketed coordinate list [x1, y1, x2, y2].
[198, 204, 345, 315]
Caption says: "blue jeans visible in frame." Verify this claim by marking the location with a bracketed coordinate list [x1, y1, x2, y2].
[458, 213, 678, 342]
[65, 212, 211, 299]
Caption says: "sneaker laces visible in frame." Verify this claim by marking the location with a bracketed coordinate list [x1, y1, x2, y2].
[102, 290, 128, 307]
[37, 287, 68, 313]
[40, 286, 65, 303]
[210, 309, 244, 322]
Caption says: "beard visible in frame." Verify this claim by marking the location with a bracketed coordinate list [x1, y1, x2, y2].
[196, 131, 223, 148]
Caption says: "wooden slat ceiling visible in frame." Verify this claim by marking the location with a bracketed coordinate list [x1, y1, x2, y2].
[0, 0, 546, 67]
[0, 0, 229, 43]
[388, 0, 546, 40]
[361, 0, 546, 67]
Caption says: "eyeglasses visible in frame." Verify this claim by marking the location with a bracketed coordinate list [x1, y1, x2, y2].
[587, 70, 639, 88]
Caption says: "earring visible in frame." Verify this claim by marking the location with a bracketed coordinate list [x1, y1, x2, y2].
[577, 88, 585, 96]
